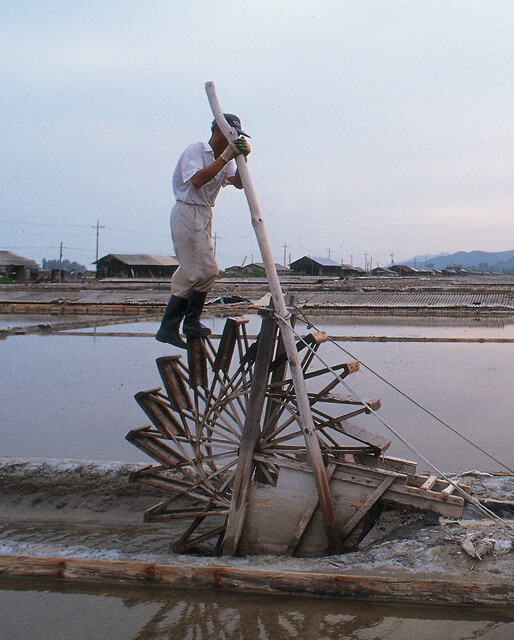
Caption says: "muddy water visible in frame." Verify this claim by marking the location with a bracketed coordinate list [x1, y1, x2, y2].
[1, 579, 512, 640]
[0, 315, 512, 471]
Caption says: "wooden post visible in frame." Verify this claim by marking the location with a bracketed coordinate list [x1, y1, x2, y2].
[205, 82, 342, 553]
[222, 312, 278, 554]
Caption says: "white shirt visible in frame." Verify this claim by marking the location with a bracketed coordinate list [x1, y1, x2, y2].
[172, 141, 236, 207]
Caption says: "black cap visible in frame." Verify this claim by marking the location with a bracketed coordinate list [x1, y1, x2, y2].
[212, 113, 250, 137]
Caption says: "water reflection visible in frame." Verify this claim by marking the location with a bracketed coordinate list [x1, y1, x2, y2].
[1, 580, 512, 640]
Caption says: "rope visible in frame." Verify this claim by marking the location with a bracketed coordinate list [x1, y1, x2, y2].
[294, 308, 514, 476]
[281, 312, 514, 537]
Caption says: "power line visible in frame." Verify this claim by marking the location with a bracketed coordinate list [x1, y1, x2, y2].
[0, 219, 93, 228]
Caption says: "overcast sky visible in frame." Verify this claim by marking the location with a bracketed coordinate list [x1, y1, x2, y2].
[2, 1, 513, 270]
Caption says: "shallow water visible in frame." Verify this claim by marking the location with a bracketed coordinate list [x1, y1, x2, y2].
[0, 314, 512, 472]
[1, 579, 512, 640]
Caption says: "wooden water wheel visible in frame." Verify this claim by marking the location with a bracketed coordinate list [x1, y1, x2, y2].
[127, 309, 465, 556]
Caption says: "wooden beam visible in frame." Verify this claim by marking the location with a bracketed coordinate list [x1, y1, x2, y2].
[212, 317, 249, 374]
[222, 315, 278, 555]
[325, 419, 391, 453]
[0, 555, 511, 607]
[156, 356, 193, 411]
[340, 475, 396, 541]
[187, 336, 209, 389]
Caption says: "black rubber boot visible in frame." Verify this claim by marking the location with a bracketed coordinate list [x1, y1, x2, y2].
[182, 289, 211, 336]
[155, 295, 188, 348]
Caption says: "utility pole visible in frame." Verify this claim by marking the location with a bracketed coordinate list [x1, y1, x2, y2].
[350, 254, 353, 266]
[94, 219, 105, 262]
[390, 253, 394, 266]
[212, 232, 220, 258]
[58, 242, 63, 283]
[282, 242, 289, 267]
[327, 248, 332, 260]
[364, 251, 368, 272]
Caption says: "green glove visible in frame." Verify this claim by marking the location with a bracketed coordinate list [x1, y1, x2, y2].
[235, 137, 251, 157]
[220, 138, 251, 163]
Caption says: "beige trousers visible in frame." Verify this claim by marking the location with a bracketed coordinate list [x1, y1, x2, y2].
[169, 201, 219, 298]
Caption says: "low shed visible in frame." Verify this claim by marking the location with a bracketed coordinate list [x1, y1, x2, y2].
[241, 262, 290, 276]
[0, 251, 40, 281]
[290, 256, 341, 276]
[95, 254, 179, 279]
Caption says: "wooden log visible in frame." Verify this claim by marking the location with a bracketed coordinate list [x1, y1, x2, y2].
[156, 356, 193, 411]
[1, 554, 510, 607]
[207, 83, 342, 555]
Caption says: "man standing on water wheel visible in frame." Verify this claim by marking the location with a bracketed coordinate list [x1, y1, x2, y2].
[156, 114, 251, 348]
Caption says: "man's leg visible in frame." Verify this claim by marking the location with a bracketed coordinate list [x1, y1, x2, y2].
[155, 202, 196, 348]
[181, 206, 219, 336]
[155, 294, 188, 348]
[182, 289, 211, 335]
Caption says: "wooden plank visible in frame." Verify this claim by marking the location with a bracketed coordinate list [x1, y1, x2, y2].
[222, 315, 278, 555]
[421, 475, 439, 491]
[186, 336, 208, 389]
[310, 393, 381, 411]
[286, 464, 336, 555]
[268, 331, 328, 373]
[269, 360, 360, 389]
[323, 419, 391, 453]
[302, 361, 360, 381]
[173, 525, 226, 553]
[442, 480, 459, 495]
[0, 554, 511, 607]
[352, 453, 418, 475]
[340, 475, 396, 540]
[212, 317, 249, 373]
[252, 456, 465, 518]
[125, 426, 185, 466]
[134, 390, 183, 438]
[156, 356, 193, 411]
[261, 329, 288, 440]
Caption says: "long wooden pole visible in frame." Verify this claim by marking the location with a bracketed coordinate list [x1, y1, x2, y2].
[1, 554, 511, 607]
[205, 82, 342, 553]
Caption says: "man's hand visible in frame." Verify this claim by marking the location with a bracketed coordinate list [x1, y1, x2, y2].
[220, 137, 251, 163]
[235, 137, 251, 157]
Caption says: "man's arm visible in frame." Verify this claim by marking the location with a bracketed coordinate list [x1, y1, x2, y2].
[190, 157, 227, 189]
[227, 170, 243, 189]
[190, 138, 249, 189]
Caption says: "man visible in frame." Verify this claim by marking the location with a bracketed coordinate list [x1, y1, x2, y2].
[156, 114, 251, 348]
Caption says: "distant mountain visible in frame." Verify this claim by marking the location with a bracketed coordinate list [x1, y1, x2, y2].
[400, 250, 514, 272]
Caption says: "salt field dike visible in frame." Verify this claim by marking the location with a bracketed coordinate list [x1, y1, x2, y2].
[1, 275, 513, 639]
